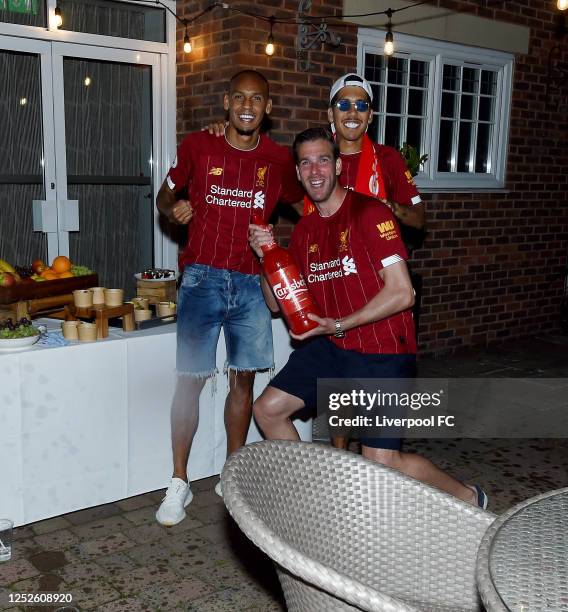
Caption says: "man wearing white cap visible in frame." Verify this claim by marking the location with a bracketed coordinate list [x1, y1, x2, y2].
[303, 73, 425, 233]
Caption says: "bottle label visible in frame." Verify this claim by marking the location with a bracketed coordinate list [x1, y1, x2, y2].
[266, 266, 313, 316]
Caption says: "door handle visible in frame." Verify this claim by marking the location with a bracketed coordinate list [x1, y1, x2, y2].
[32, 200, 58, 232]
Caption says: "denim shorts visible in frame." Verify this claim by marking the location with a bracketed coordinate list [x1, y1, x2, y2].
[176, 264, 274, 377]
[270, 337, 416, 450]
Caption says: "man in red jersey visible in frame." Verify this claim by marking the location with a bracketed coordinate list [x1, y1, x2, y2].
[323, 73, 426, 450]
[155, 70, 304, 525]
[249, 127, 487, 508]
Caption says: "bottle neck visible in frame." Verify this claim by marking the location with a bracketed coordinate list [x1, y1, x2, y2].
[251, 213, 277, 253]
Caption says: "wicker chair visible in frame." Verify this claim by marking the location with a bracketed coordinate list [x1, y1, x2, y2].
[221, 440, 496, 612]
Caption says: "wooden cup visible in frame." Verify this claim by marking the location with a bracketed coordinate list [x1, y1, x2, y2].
[73, 289, 93, 308]
[104, 289, 124, 307]
[78, 322, 97, 342]
[61, 320, 79, 340]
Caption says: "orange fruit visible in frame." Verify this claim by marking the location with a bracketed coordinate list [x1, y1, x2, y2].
[41, 269, 58, 280]
[58, 271, 74, 278]
[52, 255, 72, 274]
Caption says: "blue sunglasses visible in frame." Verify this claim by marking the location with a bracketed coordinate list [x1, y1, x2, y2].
[334, 99, 371, 112]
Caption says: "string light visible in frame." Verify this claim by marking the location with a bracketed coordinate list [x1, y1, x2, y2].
[558, 0, 568, 10]
[384, 9, 394, 56]
[265, 16, 275, 56]
[183, 26, 192, 54]
[53, 5, 62, 28]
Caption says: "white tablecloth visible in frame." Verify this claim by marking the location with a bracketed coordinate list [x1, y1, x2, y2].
[0, 319, 310, 526]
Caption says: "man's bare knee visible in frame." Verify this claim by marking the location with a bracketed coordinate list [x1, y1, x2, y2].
[362, 446, 402, 469]
[253, 387, 300, 424]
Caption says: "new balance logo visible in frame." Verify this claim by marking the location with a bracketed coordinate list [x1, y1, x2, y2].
[209, 167, 223, 176]
[342, 256, 357, 276]
[253, 191, 265, 209]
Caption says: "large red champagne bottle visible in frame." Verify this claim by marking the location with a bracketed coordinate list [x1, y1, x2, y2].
[252, 212, 321, 335]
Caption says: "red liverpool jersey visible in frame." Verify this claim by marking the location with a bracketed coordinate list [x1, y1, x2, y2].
[340, 143, 422, 207]
[289, 190, 416, 355]
[166, 131, 303, 274]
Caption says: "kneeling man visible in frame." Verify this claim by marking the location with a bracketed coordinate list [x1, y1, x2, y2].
[248, 127, 487, 508]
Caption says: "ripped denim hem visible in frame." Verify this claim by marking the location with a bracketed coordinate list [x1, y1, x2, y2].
[176, 368, 218, 396]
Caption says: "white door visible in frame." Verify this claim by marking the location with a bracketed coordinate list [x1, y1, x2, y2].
[0, 38, 161, 297]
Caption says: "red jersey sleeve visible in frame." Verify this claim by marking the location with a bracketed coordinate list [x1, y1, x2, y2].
[378, 145, 422, 208]
[355, 199, 408, 271]
[278, 153, 304, 205]
[165, 134, 194, 193]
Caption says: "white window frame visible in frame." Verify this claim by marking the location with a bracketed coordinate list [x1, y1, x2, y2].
[358, 28, 514, 192]
[0, 0, 179, 268]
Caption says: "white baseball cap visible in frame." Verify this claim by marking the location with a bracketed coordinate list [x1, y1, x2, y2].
[329, 73, 373, 104]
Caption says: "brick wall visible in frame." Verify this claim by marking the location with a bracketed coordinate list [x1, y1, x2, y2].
[175, 0, 568, 354]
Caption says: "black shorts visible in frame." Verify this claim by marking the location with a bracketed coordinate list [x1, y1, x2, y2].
[270, 337, 416, 450]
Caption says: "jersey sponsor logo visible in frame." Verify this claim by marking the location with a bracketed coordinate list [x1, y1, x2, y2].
[338, 229, 349, 253]
[256, 166, 268, 186]
[342, 256, 357, 276]
[307, 256, 358, 282]
[377, 220, 398, 241]
[309, 243, 318, 253]
[205, 184, 254, 208]
[209, 167, 223, 176]
[253, 190, 265, 210]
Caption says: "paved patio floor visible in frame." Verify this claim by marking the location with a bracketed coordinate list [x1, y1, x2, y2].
[1, 334, 567, 611]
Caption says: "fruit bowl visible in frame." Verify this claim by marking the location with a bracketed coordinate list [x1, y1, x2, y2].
[0, 334, 40, 351]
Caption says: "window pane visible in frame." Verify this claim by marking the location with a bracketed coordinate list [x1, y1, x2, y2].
[409, 60, 428, 88]
[0, 49, 48, 266]
[385, 116, 401, 149]
[371, 84, 381, 112]
[408, 88, 425, 116]
[457, 122, 472, 172]
[59, 0, 166, 42]
[441, 92, 457, 118]
[460, 94, 476, 120]
[365, 53, 385, 83]
[438, 120, 454, 172]
[0, 0, 46, 27]
[443, 64, 460, 91]
[406, 118, 423, 154]
[479, 96, 494, 122]
[462, 67, 479, 93]
[481, 70, 497, 95]
[475, 123, 492, 173]
[386, 87, 403, 114]
[387, 57, 407, 85]
[368, 117, 380, 143]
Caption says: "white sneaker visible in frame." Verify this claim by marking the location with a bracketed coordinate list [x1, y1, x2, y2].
[156, 477, 193, 526]
[215, 480, 223, 498]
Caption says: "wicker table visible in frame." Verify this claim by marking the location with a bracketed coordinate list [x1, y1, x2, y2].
[476, 487, 568, 611]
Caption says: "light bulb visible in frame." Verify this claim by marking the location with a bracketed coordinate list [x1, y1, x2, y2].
[265, 37, 275, 56]
[53, 6, 62, 28]
[384, 31, 394, 56]
[84, 76, 92, 87]
[183, 34, 192, 54]
[558, 0, 568, 10]
[19, 97, 27, 106]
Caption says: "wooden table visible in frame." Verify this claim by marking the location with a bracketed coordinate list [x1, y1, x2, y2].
[476, 487, 568, 611]
[66, 303, 135, 338]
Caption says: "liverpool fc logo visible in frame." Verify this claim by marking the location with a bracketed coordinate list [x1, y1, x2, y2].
[339, 229, 349, 252]
[256, 166, 268, 186]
